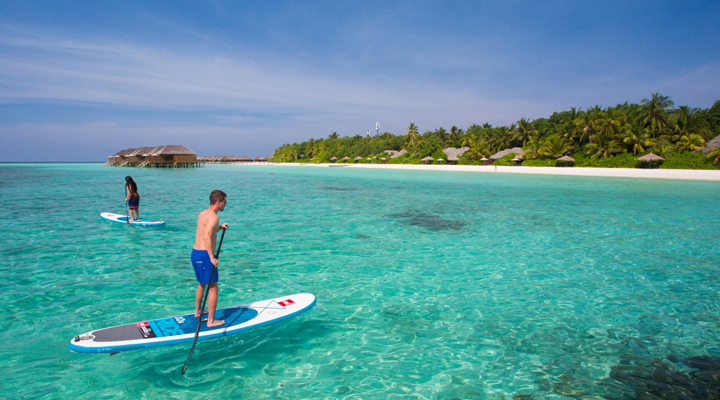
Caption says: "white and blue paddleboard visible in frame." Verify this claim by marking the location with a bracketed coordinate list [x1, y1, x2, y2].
[70, 293, 316, 353]
[100, 212, 165, 227]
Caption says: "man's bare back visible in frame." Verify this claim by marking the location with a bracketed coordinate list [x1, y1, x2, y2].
[194, 208, 220, 259]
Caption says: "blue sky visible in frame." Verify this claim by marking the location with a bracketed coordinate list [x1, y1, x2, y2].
[1, 1, 719, 161]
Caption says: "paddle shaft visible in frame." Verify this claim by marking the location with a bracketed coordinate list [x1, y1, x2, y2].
[182, 228, 226, 375]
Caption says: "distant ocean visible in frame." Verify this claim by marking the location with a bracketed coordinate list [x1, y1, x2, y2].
[1, 163, 719, 399]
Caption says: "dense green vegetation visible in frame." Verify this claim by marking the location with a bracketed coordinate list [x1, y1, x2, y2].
[271, 94, 720, 169]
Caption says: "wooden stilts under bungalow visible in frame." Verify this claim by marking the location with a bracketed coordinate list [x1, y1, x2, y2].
[106, 145, 201, 168]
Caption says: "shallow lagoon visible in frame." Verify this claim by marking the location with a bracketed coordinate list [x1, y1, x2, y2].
[1, 163, 719, 399]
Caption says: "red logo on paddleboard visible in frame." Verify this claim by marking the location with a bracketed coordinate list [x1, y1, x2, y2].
[278, 299, 295, 307]
[136, 321, 156, 338]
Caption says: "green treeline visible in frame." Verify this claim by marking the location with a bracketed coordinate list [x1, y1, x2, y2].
[271, 94, 720, 169]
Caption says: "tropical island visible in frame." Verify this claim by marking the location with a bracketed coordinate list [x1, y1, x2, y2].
[271, 93, 720, 170]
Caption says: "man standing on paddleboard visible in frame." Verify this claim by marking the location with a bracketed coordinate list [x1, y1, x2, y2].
[191, 190, 229, 327]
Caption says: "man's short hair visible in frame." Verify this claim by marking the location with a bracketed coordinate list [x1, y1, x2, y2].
[210, 190, 227, 205]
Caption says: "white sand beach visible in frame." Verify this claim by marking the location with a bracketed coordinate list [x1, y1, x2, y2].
[256, 162, 720, 182]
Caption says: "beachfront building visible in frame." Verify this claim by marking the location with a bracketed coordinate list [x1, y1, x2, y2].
[442, 147, 470, 164]
[384, 149, 407, 159]
[490, 147, 524, 163]
[107, 145, 200, 168]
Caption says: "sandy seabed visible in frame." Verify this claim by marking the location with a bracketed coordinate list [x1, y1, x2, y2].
[244, 162, 720, 182]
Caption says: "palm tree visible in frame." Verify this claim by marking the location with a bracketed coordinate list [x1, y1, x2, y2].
[639, 93, 674, 138]
[522, 137, 543, 160]
[512, 118, 535, 147]
[405, 123, 419, 148]
[539, 135, 572, 158]
[434, 127, 448, 144]
[449, 126, 464, 143]
[587, 131, 622, 159]
[328, 132, 340, 140]
[575, 106, 601, 145]
[467, 137, 491, 160]
[622, 124, 655, 156]
[706, 147, 720, 166]
[677, 133, 705, 152]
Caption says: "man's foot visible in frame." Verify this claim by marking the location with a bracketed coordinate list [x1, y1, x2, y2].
[206, 319, 225, 328]
[194, 310, 208, 318]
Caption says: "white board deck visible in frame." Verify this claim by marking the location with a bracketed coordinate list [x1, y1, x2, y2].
[70, 293, 316, 353]
[100, 212, 165, 227]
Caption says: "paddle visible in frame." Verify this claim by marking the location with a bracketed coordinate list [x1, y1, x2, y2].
[182, 228, 226, 376]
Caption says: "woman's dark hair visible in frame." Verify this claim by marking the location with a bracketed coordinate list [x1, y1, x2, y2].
[125, 176, 138, 194]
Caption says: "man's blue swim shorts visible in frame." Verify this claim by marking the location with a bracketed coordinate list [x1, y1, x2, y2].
[191, 249, 218, 285]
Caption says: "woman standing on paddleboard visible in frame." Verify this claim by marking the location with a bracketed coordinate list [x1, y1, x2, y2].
[125, 176, 140, 221]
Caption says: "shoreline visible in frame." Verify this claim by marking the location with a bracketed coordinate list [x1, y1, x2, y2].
[243, 162, 720, 182]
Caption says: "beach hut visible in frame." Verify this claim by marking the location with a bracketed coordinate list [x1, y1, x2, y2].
[637, 153, 664, 168]
[341, 156, 351, 162]
[442, 147, 469, 164]
[421, 156, 434, 164]
[702, 134, 720, 154]
[255, 156, 268, 162]
[330, 156, 338, 163]
[481, 156, 490, 166]
[490, 147, 523, 162]
[556, 155, 575, 167]
[390, 150, 407, 159]
[354, 156, 363, 162]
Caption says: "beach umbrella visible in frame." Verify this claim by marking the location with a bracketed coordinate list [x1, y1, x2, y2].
[342, 156, 350, 161]
[637, 152, 664, 169]
[421, 156, 434, 164]
[556, 155, 575, 167]
[330, 156, 338, 162]
[354, 156, 363, 161]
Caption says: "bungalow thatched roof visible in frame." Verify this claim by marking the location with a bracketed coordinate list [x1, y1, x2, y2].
[330, 156, 338, 160]
[132, 146, 161, 156]
[114, 148, 138, 157]
[421, 156, 434, 162]
[557, 155, 575, 162]
[490, 147, 523, 160]
[702, 134, 720, 154]
[342, 156, 351, 161]
[390, 149, 407, 159]
[152, 145, 196, 155]
[442, 147, 470, 161]
[354, 156, 363, 160]
[637, 153, 664, 162]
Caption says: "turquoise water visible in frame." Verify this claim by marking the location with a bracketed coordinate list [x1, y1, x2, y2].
[1, 163, 719, 399]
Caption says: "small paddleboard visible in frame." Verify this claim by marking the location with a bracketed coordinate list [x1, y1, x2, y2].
[100, 212, 165, 227]
[70, 293, 316, 353]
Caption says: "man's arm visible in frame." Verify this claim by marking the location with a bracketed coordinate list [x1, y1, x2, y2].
[203, 214, 219, 266]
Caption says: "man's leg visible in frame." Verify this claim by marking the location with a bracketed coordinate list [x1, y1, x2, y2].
[195, 283, 205, 317]
[206, 283, 225, 327]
